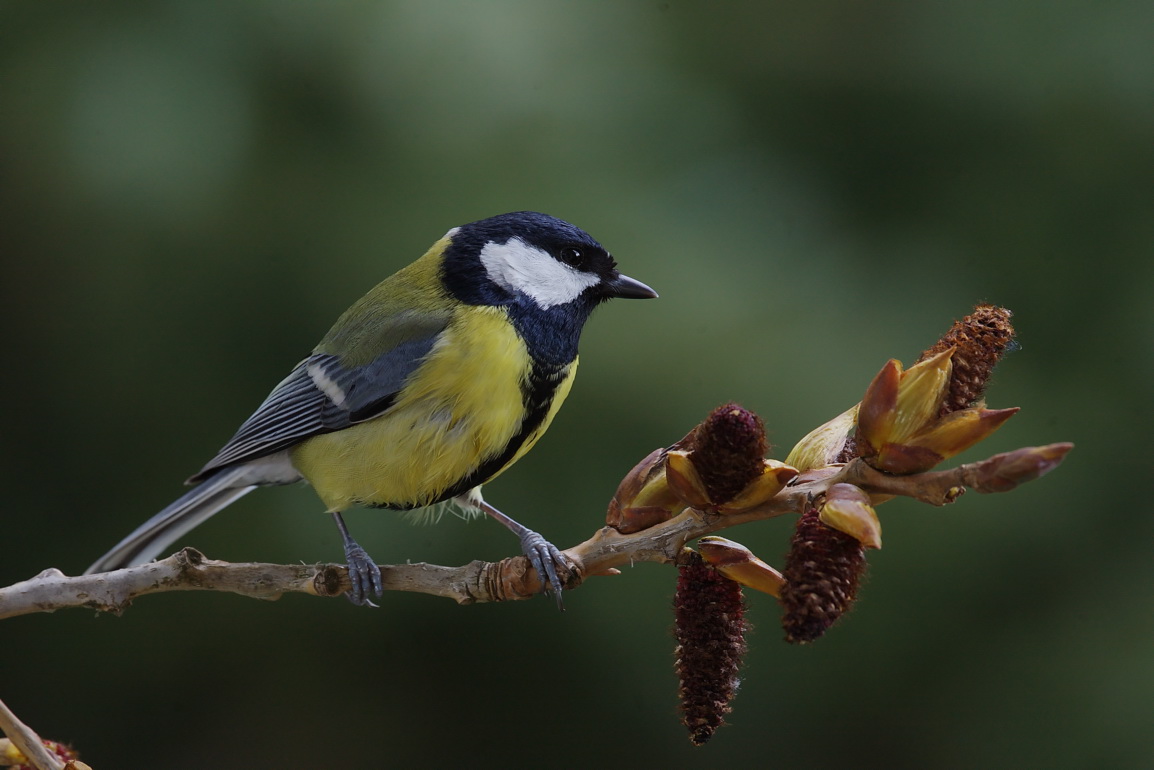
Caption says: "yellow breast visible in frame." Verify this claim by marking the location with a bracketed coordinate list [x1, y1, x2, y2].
[290, 306, 576, 512]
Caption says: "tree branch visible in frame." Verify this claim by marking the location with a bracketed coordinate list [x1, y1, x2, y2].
[0, 445, 1072, 621]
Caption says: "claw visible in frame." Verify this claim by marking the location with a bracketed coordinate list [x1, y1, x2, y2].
[344, 541, 383, 607]
[519, 529, 572, 608]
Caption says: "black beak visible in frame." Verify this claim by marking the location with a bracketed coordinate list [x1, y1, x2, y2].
[605, 273, 659, 300]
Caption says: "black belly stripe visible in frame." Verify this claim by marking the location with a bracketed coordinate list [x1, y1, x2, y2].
[368, 359, 571, 510]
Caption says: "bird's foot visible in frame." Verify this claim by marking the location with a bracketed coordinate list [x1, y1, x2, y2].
[343, 541, 383, 607]
[518, 529, 574, 609]
[331, 510, 382, 607]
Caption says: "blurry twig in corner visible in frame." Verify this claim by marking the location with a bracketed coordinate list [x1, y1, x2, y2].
[0, 695, 86, 769]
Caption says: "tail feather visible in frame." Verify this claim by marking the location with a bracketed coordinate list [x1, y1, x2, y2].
[85, 467, 258, 574]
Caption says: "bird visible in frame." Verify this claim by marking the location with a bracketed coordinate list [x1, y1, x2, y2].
[84, 211, 658, 605]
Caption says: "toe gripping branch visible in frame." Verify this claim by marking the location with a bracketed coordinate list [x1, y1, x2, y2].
[332, 511, 383, 607]
[474, 499, 577, 608]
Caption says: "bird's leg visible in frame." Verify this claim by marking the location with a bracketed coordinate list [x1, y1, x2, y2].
[473, 499, 573, 608]
[331, 511, 383, 607]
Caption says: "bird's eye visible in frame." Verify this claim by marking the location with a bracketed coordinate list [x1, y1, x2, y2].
[558, 247, 585, 269]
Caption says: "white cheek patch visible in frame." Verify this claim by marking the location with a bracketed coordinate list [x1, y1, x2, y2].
[479, 237, 600, 309]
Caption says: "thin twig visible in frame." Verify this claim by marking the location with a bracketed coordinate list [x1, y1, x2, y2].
[0, 698, 63, 770]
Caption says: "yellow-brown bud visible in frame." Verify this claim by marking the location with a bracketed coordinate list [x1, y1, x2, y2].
[966, 443, 1074, 494]
[818, 484, 882, 549]
[785, 404, 858, 472]
[857, 350, 1017, 474]
[698, 536, 785, 598]
[606, 448, 685, 534]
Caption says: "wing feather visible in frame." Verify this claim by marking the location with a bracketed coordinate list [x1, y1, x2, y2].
[188, 316, 449, 483]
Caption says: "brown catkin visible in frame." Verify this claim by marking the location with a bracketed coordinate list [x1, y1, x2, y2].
[674, 551, 748, 746]
[833, 434, 860, 464]
[690, 403, 769, 505]
[918, 304, 1015, 415]
[780, 507, 867, 644]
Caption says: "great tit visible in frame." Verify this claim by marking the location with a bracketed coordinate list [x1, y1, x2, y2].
[85, 211, 657, 605]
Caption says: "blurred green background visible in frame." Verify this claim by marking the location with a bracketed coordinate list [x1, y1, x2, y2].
[2, 2, 1151, 768]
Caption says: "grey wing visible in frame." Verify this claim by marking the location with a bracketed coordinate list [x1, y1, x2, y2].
[187, 323, 447, 484]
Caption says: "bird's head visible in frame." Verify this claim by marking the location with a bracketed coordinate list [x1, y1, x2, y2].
[439, 211, 657, 312]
